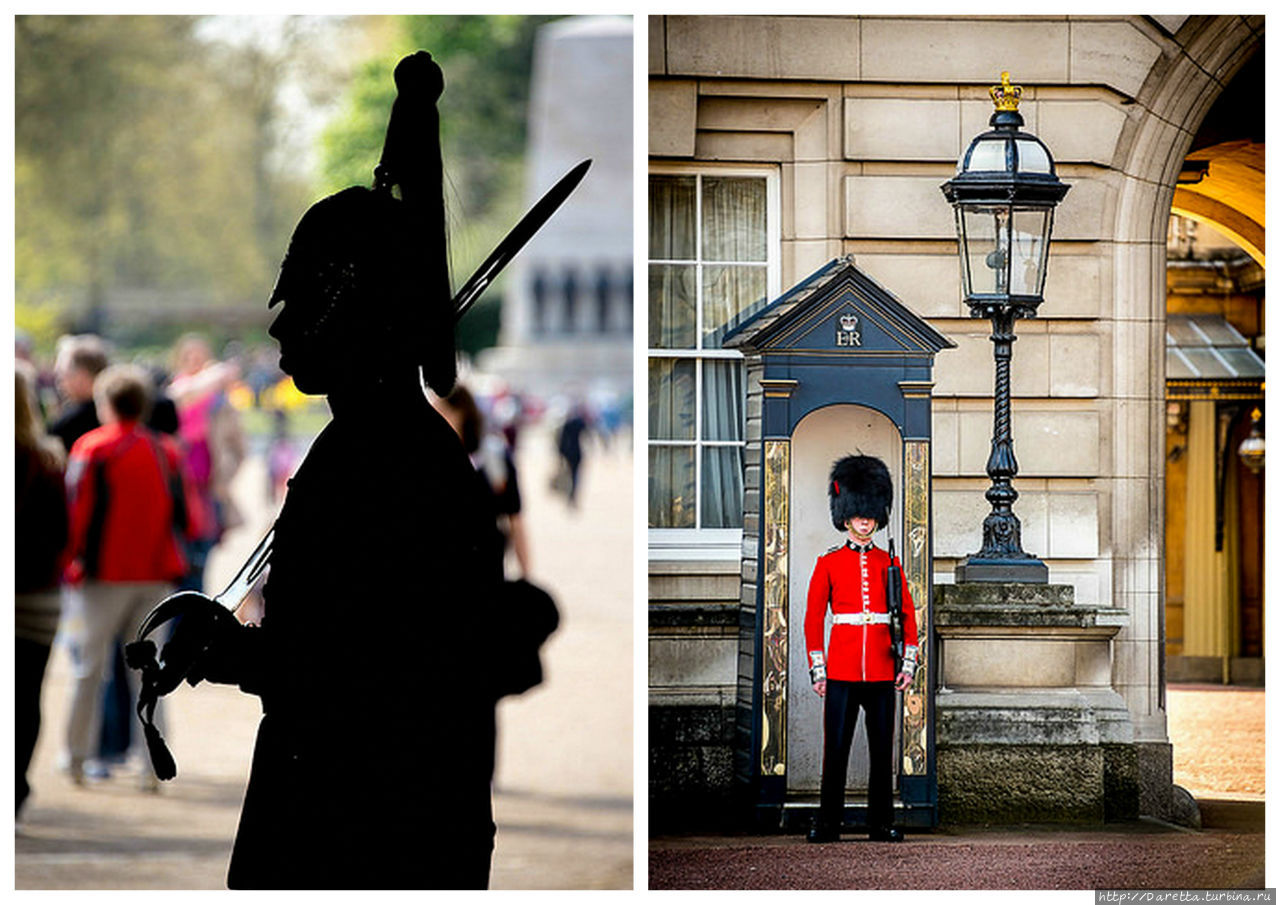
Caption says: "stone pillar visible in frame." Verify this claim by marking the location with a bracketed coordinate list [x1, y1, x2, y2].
[1182, 400, 1227, 658]
[934, 582, 1138, 823]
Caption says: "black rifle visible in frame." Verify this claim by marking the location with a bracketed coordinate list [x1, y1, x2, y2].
[886, 538, 905, 673]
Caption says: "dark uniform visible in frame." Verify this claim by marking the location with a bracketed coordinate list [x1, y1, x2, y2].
[225, 391, 500, 889]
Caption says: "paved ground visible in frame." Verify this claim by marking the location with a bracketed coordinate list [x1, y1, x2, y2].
[15, 422, 633, 890]
[650, 684, 1266, 890]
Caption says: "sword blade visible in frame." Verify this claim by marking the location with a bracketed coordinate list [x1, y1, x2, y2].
[451, 159, 591, 321]
[212, 528, 275, 612]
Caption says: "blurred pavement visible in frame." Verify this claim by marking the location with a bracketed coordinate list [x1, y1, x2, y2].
[15, 421, 633, 890]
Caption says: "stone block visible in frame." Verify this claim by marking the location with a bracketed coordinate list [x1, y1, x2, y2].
[1136, 740, 1173, 819]
[665, 16, 861, 80]
[1111, 242, 1163, 325]
[931, 409, 960, 475]
[1103, 743, 1141, 820]
[1014, 490, 1049, 557]
[650, 80, 697, 157]
[792, 162, 831, 239]
[694, 131, 793, 163]
[648, 636, 738, 687]
[1047, 568, 1102, 609]
[932, 488, 988, 558]
[937, 689, 1135, 746]
[861, 18, 1069, 83]
[845, 97, 960, 161]
[1037, 100, 1129, 167]
[786, 240, 838, 287]
[853, 253, 963, 318]
[1148, 15, 1189, 36]
[1068, 19, 1163, 99]
[1116, 175, 1171, 245]
[843, 175, 954, 240]
[1014, 410, 1101, 476]
[1074, 639, 1114, 688]
[650, 699, 736, 746]
[1169, 784, 1202, 829]
[1122, 114, 1188, 186]
[932, 332, 996, 397]
[1111, 637, 1139, 689]
[649, 566, 743, 603]
[1010, 334, 1051, 397]
[1044, 254, 1104, 318]
[649, 16, 666, 74]
[935, 580, 1074, 609]
[648, 743, 737, 830]
[697, 96, 825, 134]
[938, 744, 1104, 823]
[1047, 493, 1099, 558]
[649, 603, 740, 631]
[944, 638, 1076, 687]
[954, 409, 1099, 476]
[1048, 333, 1101, 397]
[1053, 175, 1111, 241]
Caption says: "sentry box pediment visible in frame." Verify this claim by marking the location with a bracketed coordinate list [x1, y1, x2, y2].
[724, 255, 955, 440]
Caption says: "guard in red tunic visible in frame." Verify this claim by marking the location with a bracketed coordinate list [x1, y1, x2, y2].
[804, 454, 918, 843]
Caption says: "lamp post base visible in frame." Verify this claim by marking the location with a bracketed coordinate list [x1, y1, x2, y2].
[954, 555, 1048, 584]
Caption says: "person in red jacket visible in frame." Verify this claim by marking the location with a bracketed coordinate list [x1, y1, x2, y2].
[804, 454, 918, 843]
[62, 364, 195, 786]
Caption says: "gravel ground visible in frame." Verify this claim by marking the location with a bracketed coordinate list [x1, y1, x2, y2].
[650, 684, 1266, 890]
[649, 819, 1265, 890]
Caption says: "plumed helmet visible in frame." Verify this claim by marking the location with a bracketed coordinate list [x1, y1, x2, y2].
[828, 454, 893, 532]
[267, 51, 456, 396]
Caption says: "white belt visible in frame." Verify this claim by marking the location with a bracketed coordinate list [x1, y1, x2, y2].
[832, 612, 891, 626]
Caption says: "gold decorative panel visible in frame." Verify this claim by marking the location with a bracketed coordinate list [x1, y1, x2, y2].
[901, 440, 930, 776]
[760, 439, 790, 777]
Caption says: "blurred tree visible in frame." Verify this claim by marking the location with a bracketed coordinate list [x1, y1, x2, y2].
[15, 16, 343, 353]
[318, 15, 560, 356]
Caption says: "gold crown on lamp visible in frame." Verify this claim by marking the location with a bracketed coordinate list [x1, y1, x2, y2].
[990, 71, 1023, 112]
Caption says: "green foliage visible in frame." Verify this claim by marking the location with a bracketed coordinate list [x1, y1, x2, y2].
[455, 292, 503, 358]
[317, 16, 560, 352]
[16, 15, 314, 344]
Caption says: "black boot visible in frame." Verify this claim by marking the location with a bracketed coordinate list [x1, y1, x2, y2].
[868, 826, 904, 842]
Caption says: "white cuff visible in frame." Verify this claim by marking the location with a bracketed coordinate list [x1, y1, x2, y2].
[808, 650, 826, 684]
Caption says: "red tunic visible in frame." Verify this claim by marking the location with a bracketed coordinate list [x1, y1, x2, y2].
[804, 542, 919, 683]
[66, 421, 191, 583]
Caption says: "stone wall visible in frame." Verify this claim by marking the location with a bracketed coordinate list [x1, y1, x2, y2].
[649, 562, 741, 828]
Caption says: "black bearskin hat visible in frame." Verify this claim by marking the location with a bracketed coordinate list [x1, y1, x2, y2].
[828, 454, 893, 532]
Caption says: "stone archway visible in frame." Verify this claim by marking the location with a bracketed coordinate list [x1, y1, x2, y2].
[1104, 15, 1262, 815]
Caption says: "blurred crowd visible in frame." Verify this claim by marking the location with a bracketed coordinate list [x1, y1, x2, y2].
[15, 328, 631, 817]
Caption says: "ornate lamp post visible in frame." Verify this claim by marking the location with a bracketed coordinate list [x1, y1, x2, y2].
[941, 73, 1070, 583]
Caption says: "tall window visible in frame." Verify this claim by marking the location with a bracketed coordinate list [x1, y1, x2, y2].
[648, 169, 777, 545]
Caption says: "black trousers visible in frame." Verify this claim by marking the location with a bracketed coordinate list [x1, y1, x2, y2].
[818, 679, 896, 831]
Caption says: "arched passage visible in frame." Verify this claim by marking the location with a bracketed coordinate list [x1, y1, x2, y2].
[1105, 15, 1262, 774]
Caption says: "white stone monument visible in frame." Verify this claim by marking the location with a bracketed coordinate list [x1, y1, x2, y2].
[479, 15, 633, 397]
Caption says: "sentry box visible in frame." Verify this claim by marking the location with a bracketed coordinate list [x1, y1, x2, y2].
[723, 255, 955, 831]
